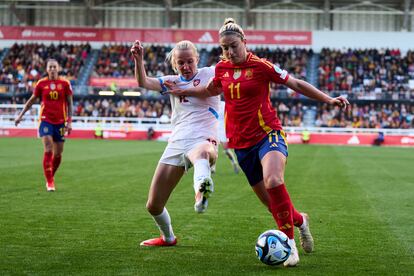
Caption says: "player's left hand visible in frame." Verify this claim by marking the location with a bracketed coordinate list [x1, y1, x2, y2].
[65, 122, 72, 135]
[329, 96, 349, 109]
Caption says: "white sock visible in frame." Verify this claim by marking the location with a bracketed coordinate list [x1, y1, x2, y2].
[152, 208, 175, 242]
[193, 159, 211, 193]
[299, 215, 307, 230]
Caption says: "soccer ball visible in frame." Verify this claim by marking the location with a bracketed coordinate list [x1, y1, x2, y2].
[255, 230, 291, 266]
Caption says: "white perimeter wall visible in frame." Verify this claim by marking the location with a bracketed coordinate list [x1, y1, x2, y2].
[313, 31, 414, 53]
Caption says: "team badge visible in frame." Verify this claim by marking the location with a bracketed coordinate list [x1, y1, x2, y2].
[57, 84, 62, 90]
[193, 79, 200, 87]
[245, 68, 253, 80]
[233, 68, 241, 80]
[43, 126, 49, 133]
[50, 83, 56, 90]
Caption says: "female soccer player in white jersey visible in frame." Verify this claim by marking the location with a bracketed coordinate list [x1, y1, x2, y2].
[218, 101, 240, 174]
[131, 40, 220, 246]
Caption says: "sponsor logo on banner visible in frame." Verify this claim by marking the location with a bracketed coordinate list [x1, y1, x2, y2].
[347, 135, 360, 144]
[245, 34, 266, 41]
[22, 29, 55, 38]
[0, 129, 10, 136]
[63, 31, 96, 38]
[401, 137, 414, 144]
[0, 31, 3, 38]
[198, 32, 213, 43]
[233, 69, 241, 80]
[193, 79, 200, 87]
[274, 34, 309, 42]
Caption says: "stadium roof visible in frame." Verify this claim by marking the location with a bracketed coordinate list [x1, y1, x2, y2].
[2, 0, 410, 10]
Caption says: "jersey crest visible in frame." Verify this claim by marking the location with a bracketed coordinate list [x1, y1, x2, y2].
[245, 68, 253, 80]
[233, 68, 241, 80]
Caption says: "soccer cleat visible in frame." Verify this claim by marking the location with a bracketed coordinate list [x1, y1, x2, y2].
[139, 237, 177, 247]
[232, 162, 240, 174]
[194, 177, 214, 213]
[46, 182, 55, 192]
[284, 239, 300, 267]
[299, 213, 314, 253]
[194, 193, 208, 213]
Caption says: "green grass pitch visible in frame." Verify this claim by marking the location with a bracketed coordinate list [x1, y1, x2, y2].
[1, 137, 413, 275]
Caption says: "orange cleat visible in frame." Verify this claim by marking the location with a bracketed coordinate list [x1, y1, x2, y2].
[140, 237, 177, 247]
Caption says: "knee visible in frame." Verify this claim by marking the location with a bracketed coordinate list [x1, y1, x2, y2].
[189, 146, 209, 161]
[146, 200, 163, 216]
[264, 174, 284, 188]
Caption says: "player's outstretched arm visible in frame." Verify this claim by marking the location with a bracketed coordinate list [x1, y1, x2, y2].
[130, 40, 162, 91]
[165, 78, 222, 98]
[285, 76, 349, 109]
[14, 94, 38, 126]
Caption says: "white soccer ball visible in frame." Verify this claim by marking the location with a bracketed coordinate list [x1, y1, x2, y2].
[255, 229, 291, 266]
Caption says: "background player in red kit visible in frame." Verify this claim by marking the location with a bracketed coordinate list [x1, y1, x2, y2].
[166, 18, 350, 267]
[15, 59, 73, 192]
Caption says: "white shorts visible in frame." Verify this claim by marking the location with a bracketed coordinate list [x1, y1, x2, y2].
[218, 120, 227, 143]
[159, 137, 218, 171]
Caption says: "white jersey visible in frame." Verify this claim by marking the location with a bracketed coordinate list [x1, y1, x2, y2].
[158, 66, 220, 142]
[218, 101, 227, 143]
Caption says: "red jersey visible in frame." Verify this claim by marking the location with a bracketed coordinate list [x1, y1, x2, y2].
[213, 53, 289, 149]
[34, 77, 73, 124]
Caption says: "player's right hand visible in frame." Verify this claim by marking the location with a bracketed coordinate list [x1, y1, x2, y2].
[130, 40, 143, 61]
[164, 81, 183, 96]
[14, 116, 22, 126]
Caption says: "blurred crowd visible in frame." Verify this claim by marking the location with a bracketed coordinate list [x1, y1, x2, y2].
[0, 43, 90, 93]
[92, 44, 173, 78]
[4, 96, 412, 129]
[318, 48, 414, 100]
[1, 43, 413, 101]
[275, 101, 413, 129]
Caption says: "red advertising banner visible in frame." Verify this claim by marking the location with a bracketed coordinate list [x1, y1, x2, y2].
[0, 26, 311, 45]
[89, 77, 137, 88]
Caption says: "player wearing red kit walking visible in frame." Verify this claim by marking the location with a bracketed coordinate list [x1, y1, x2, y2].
[15, 59, 73, 192]
[167, 18, 349, 267]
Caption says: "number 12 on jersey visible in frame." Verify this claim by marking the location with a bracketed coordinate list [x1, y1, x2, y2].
[228, 82, 240, 99]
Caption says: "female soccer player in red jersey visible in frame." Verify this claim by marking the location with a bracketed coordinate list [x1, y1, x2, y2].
[131, 40, 220, 247]
[15, 59, 73, 192]
[166, 18, 349, 266]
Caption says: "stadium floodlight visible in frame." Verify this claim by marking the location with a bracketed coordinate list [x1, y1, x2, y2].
[122, 91, 141, 97]
[98, 91, 115, 96]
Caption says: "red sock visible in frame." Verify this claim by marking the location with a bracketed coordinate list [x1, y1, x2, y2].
[43, 152, 54, 184]
[267, 184, 294, 239]
[52, 154, 62, 176]
[292, 207, 304, 227]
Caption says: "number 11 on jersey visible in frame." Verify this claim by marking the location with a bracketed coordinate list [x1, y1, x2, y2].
[228, 82, 240, 99]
